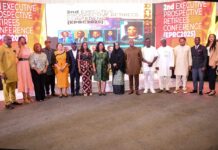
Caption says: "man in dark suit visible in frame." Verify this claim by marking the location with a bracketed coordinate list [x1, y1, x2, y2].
[67, 42, 80, 96]
[190, 37, 207, 95]
[74, 31, 87, 43]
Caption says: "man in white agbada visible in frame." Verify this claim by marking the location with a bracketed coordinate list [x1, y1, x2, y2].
[141, 38, 158, 93]
[174, 37, 192, 93]
[156, 38, 174, 93]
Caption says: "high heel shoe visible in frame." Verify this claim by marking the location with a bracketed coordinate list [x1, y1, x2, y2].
[205, 91, 212, 94]
[208, 91, 216, 96]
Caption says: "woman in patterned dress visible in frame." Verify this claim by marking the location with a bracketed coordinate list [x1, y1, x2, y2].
[78, 42, 93, 96]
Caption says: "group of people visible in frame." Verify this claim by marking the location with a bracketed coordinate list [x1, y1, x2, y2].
[0, 34, 218, 110]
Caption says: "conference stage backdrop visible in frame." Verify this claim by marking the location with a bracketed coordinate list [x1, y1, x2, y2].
[46, 3, 155, 49]
[0, 1, 46, 48]
[155, 1, 216, 47]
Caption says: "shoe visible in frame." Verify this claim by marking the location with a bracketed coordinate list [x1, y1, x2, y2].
[183, 90, 188, 94]
[128, 90, 134, 95]
[158, 90, 163, 93]
[5, 104, 15, 110]
[166, 90, 171, 94]
[84, 93, 88, 96]
[71, 93, 75, 97]
[63, 94, 68, 97]
[205, 91, 212, 94]
[23, 99, 30, 104]
[98, 93, 102, 96]
[150, 89, 156, 94]
[52, 93, 57, 96]
[76, 93, 81, 96]
[102, 93, 107, 96]
[143, 89, 148, 94]
[173, 90, 179, 94]
[12, 101, 22, 105]
[190, 90, 197, 93]
[59, 95, 63, 98]
[135, 91, 140, 95]
[199, 91, 203, 95]
[89, 93, 93, 96]
[208, 91, 216, 96]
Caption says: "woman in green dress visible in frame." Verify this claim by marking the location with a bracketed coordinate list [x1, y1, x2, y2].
[92, 42, 110, 96]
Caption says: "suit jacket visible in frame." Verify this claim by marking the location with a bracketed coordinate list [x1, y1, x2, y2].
[0, 44, 18, 83]
[191, 44, 207, 69]
[67, 49, 80, 74]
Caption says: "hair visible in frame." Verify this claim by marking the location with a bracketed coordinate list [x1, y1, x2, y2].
[95, 42, 106, 52]
[179, 37, 186, 41]
[206, 34, 216, 51]
[77, 30, 85, 37]
[56, 43, 63, 49]
[18, 36, 27, 44]
[125, 23, 138, 32]
[113, 42, 120, 50]
[33, 43, 42, 52]
[80, 42, 91, 53]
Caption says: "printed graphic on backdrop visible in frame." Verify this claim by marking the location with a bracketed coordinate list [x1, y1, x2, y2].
[155, 1, 216, 47]
[46, 3, 151, 48]
[0, 1, 46, 48]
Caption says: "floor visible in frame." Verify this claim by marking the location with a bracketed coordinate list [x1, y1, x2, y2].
[0, 82, 218, 150]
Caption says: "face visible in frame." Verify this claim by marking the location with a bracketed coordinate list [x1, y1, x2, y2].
[161, 40, 166, 47]
[179, 38, 186, 46]
[145, 39, 151, 47]
[99, 43, 104, 51]
[77, 31, 82, 38]
[127, 26, 137, 37]
[4, 36, 12, 47]
[45, 41, 51, 48]
[83, 43, 88, 50]
[108, 31, 113, 36]
[92, 31, 100, 38]
[115, 43, 119, 50]
[129, 39, 134, 47]
[71, 44, 77, 50]
[35, 44, 42, 53]
[19, 37, 26, 46]
[62, 32, 68, 37]
[194, 37, 200, 45]
[209, 34, 215, 43]
[57, 43, 63, 51]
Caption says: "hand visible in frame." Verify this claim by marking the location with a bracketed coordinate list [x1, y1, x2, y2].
[170, 67, 174, 70]
[201, 67, 205, 72]
[93, 68, 96, 73]
[156, 67, 159, 70]
[36, 69, 42, 75]
[113, 63, 117, 67]
[188, 66, 191, 70]
[42, 69, 47, 74]
[1, 73, 7, 80]
[148, 62, 153, 67]
[79, 69, 82, 74]
[60, 67, 64, 72]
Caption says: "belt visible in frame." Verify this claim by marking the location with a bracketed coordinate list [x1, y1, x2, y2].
[19, 58, 29, 61]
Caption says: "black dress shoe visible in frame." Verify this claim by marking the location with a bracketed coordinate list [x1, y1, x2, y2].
[199, 91, 203, 95]
[5, 104, 15, 110]
[102, 93, 106, 96]
[158, 90, 163, 93]
[190, 90, 197, 93]
[12, 101, 22, 105]
[128, 90, 134, 95]
[135, 91, 140, 95]
[76, 93, 81, 96]
[166, 90, 171, 94]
